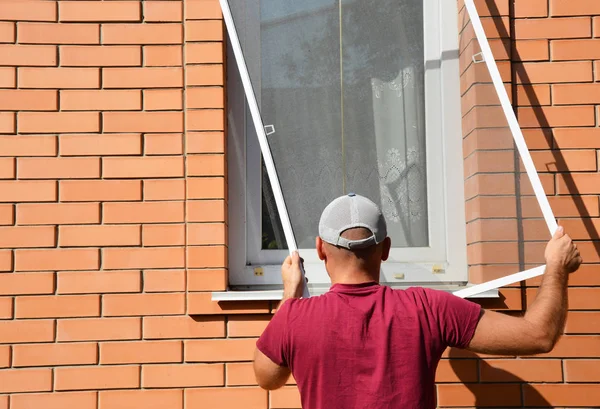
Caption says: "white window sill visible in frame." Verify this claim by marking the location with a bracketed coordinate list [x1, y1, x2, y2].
[211, 284, 498, 301]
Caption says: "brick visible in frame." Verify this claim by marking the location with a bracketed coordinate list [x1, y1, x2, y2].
[187, 20, 222, 41]
[144, 133, 183, 155]
[57, 317, 141, 342]
[58, 270, 141, 295]
[530, 149, 597, 172]
[104, 111, 183, 133]
[0, 90, 57, 111]
[143, 269, 185, 292]
[59, 1, 142, 22]
[103, 157, 184, 178]
[100, 390, 182, 409]
[467, 242, 518, 264]
[103, 247, 184, 269]
[61, 90, 141, 111]
[103, 293, 184, 317]
[188, 246, 226, 269]
[60, 134, 142, 156]
[55, 365, 140, 391]
[60, 180, 142, 202]
[16, 295, 100, 319]
[186, 43, 222, 63]
[513, 39, 549, 61]
[566, 311, 600, 334]
[18, 157, 100, 179]
[188, 223, 226, 245]
[550, 0, 600, 16]
[229, 316, 270, 338]
[524, 384, 600, 406]
[0, 1, 57, 22]
[515, 84, 550, 105]
[185, 388, 266, 409]
[187, 200, 225, 222]
[535, 335, 600, 357]
[559, 219, 600, 240]
[0, 345, 8, 367]
[144, 179, 185, 201]
[100, 340, 181, 365]
[0, 272, 54, 295]
[0, 22, 14, 43]
[18, 112, 100, 133]
[271, 387, 301, 409]
[142, 224, 185, 246]
[515, 0, 548, 17]
[13, 343, 97, 367]
[0, 368, 52, 393]
[60, 45, 142, 67]
[103, 67, 182, 88]
[188, 154, 225, 176]
[515, 17, 591, 39]
[143, 315, 225, 339]
[518, 106, 595, 128]
[0, 226, 55, 249]
[185, 338, 256, 362]
[0, 205, 13, 225]
[0, 44, 56, 66]
[0, 135, 56, 156]
[0, 320, 54, 344]
[565, 360, 600, 381]
[15, 249, 99, 272]
[0, 299, 12, 320]
[17, 203, 100, 225]
[227, 362, 257, 386]
[515, 61, 592, 83]
[480, 359, 562, 382]
[463, 150, 515, 177]
[143, 363, 223, 388]
[187, 132, 225, 153]
[144, 1, 182, 22]
[553, 83, 600, 104]
[187, 177, 225, 199]
[144, 89, 183, 111]
[187, 64, 223, 86]
[0, 67, 15, 87]
[19, 68, 100, 89]
[103, 23, 182, 44]
[437, 384, 521, 407]
[466, 219, 517, 243]
[187, 109, 224, 130]
[186, 0, 222, 19]
[0, 250, 11, 272]
[552, 39, 600, 60]
[103, 201, 184, 223]
[0, 180, 56, 202]
[187, 292, 270, 314]
[59, 225, 141, 247]
[144, 45, 182, 66]
[0, 112, 15, 134]
[11, 392, 97, 409]
[19, 23, 99, 44]
[595, 16, 600, 37]
[187, 269, 227, 291]
[435, 359, 478, 383]
[557, 173, 600, 194]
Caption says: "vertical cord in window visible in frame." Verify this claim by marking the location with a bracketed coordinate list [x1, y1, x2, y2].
[339, 0, 346, 194]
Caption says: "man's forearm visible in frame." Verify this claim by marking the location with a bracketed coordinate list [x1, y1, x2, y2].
[523, 265, 569, 349]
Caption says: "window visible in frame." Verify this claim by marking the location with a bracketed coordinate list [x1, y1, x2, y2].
[226, 0, 469, 291]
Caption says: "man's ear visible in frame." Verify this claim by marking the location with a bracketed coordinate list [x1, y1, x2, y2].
[316, 236, 326, 261]
[381, 237, 392, 261]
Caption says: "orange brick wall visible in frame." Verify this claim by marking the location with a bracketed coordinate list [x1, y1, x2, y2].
[0, 0, 598, 408]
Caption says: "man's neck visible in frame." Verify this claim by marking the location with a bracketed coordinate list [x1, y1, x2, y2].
[329, 268, 379, 285]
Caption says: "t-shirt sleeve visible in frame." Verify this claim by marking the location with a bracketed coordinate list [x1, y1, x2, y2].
[255, 299, 294, 367]
[423, 288, 482, 349]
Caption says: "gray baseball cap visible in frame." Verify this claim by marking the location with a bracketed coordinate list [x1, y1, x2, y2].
[318, 193, 387, 250]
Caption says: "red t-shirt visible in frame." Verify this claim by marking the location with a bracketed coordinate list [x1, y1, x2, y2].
[256, 282, 481, 409]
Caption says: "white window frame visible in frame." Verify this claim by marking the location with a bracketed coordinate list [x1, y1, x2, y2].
[218, 0, 557, 300]
[226, 0, 469, 290]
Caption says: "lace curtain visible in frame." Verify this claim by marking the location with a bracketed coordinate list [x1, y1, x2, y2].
[250, 0, 428, 249]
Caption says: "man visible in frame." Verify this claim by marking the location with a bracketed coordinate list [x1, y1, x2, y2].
[254, 194, 581, 409]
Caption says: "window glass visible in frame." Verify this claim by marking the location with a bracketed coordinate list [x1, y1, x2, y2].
[232, 0, 429, 250]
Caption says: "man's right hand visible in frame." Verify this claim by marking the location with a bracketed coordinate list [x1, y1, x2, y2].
[544, 226, 582, 274]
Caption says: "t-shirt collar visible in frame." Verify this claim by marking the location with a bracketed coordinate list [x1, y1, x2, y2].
[330, 281, 381, 294]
